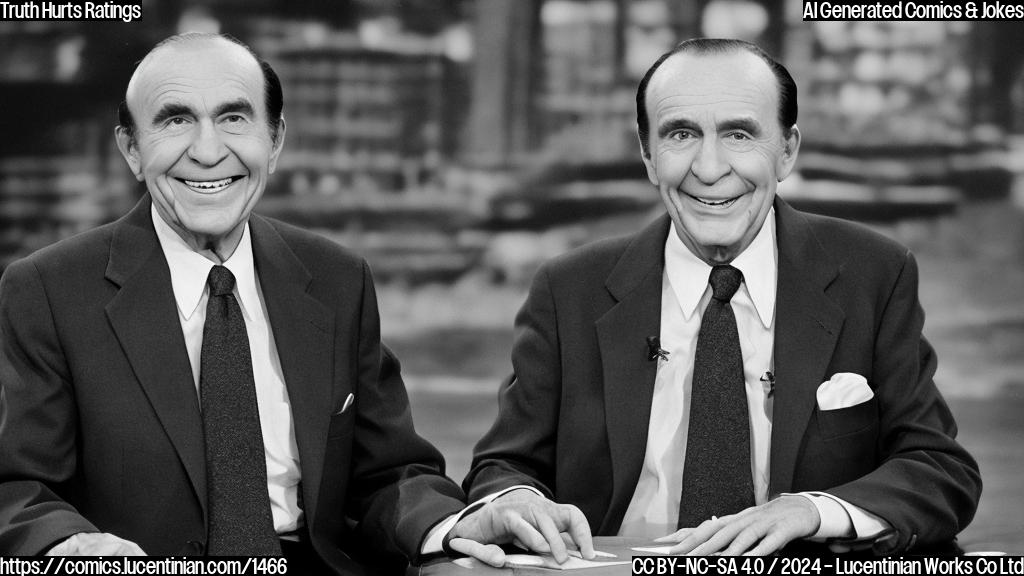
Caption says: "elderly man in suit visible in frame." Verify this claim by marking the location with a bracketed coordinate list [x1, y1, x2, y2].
[454, 38, 981, 560]
[0, 32, 474, 574]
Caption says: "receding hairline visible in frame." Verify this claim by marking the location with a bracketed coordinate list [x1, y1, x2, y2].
[636, 39, 799, 158]
[124, 35, 263, 111]
[645, 49, 781, 117]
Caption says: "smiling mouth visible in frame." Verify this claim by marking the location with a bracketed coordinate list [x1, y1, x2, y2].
[177, 176, 243, 193]
[685, 192, 742, 208]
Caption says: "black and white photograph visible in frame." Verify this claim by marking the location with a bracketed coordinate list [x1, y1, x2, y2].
[0, 1, 1022, 574]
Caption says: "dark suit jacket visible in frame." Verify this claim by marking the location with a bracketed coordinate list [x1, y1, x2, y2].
[466, 198, 981, 554]
[0, 196, 464, 573]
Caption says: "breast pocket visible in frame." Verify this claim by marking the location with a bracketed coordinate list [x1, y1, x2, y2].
[816, 395, 879, 441]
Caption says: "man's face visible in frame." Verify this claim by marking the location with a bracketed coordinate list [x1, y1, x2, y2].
[641, 51, 800, 264]
[116, 37, 284, 257]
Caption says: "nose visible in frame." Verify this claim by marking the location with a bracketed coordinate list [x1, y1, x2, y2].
[187, 119, 228, 166]
[690, 137, 730, 184]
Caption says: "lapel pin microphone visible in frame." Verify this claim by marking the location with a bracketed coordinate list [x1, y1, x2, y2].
[646, 336, 670, 362]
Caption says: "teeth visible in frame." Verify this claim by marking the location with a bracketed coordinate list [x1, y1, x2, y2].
[184, 177, 234, 190]
[692, 195, 738, 207]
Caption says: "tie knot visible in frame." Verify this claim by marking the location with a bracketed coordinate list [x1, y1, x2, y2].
[709, 265, 742, 302]
[207, 265, 236, 297]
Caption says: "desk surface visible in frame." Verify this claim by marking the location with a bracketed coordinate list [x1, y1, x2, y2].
[418, 537, 657, 576]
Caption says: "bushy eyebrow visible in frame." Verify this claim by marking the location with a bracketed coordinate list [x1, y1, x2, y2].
[149, 99, 255, 127]
[657, 117, 764, 139]
[657, 118, 701, 139]
[719, 118, 762, 136]
[151, 103, 193, 127]
[213, 99, 255, 119]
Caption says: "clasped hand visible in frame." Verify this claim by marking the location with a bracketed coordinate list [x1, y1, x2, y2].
[447, 489, 595, 567]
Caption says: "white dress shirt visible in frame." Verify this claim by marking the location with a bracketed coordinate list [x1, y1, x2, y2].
[618, 209, 887, 542]
[151, 206, 303, 535]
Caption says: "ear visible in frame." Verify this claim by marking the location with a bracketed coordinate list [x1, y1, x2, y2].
[268, 116, 286, 174]
[114, 126, 144, 181]
[776, 124, 801, 181]
[637, 132, 659, 187]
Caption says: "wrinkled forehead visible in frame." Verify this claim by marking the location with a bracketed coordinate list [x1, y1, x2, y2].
[125, 38, 264, 118]
[646, 51, 779, 126]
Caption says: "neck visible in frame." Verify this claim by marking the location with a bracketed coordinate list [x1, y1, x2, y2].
[171, 222, 245, 264]
[678, 235, 741, 266]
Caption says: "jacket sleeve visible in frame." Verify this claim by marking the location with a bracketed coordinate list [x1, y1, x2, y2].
[826, 250, 981, 554]
[344, 260, 466, 563]
[0, 258, 98, 554]
[463, 265, 562, 502]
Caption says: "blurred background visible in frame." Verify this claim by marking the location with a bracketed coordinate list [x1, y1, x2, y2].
[2, 0, 1023, 553]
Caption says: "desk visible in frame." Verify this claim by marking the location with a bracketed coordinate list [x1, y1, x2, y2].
[418, 537, 656, 575]
[415, 538, 995, 575]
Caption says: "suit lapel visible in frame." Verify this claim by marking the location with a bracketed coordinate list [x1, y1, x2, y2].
[769, 198, 844, 495]
[249, 215, 333, 529]
[104, 196, 207, 516]
[595, 215, 669, 534]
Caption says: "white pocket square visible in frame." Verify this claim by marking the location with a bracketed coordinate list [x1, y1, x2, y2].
[816, 373, 873, 411]
[336, 392, 355, 415]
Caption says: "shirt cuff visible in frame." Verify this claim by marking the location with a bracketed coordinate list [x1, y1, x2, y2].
[420, 485, 545, 554]
[788, 491, 890, 541]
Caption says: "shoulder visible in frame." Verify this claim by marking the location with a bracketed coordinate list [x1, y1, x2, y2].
[3, 221, 117, 282]
[798, 208, 913, 266]
[253, 214, 369, 278]
[795, 209, 916, 289]
[538, 233, 634, 286]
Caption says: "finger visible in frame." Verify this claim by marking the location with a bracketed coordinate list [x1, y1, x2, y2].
[744, 532, 787, 557]
[107, 538, 145, 556]
[508, 515, 550, 555]
[829, 542, 852, 554]
[718, 524, 766, 556]
[667, 533, 700, 554]
[654, 528, 692, 543]
[535, 513, 569, 563]
[564, 507, 595, 559]
[448, 538, 507, 568]
[689, 524, 742, 556]
[669, 518, 723, 554]
[700, 516, 766, 557]
[121, 542, 147, 556]
[81, 535, 126, 556]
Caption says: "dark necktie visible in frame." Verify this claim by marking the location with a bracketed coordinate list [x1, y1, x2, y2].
[200, 265, 280, 555]
[678, 264, 755, 528]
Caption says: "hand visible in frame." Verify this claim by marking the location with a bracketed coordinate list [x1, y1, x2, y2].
[447, 489, 594, 567]
[655, 495, 820, 556]
[46, 532, 146, 556]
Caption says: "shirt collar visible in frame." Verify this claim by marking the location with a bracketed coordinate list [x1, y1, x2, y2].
[664, 207, 777, 329]
[151, 204, 262, 323]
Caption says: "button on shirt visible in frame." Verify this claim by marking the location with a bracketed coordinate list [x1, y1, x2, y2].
[152, 206, 303, 535]
[619, 209, 887, 541]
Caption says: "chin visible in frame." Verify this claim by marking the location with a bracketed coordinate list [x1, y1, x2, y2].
[180, 215, 242, 238]
[688, 221, 744, 245]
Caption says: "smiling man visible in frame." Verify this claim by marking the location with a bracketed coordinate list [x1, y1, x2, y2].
[461, 38, 981, 557]
[0, 33, 468, 573]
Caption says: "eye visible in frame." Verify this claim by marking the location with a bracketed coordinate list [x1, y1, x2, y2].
[167, 117, 189, 126]
[668, 130, 697, 142]
[721, 131, 757, 152]
[222, 114, 249, 125]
